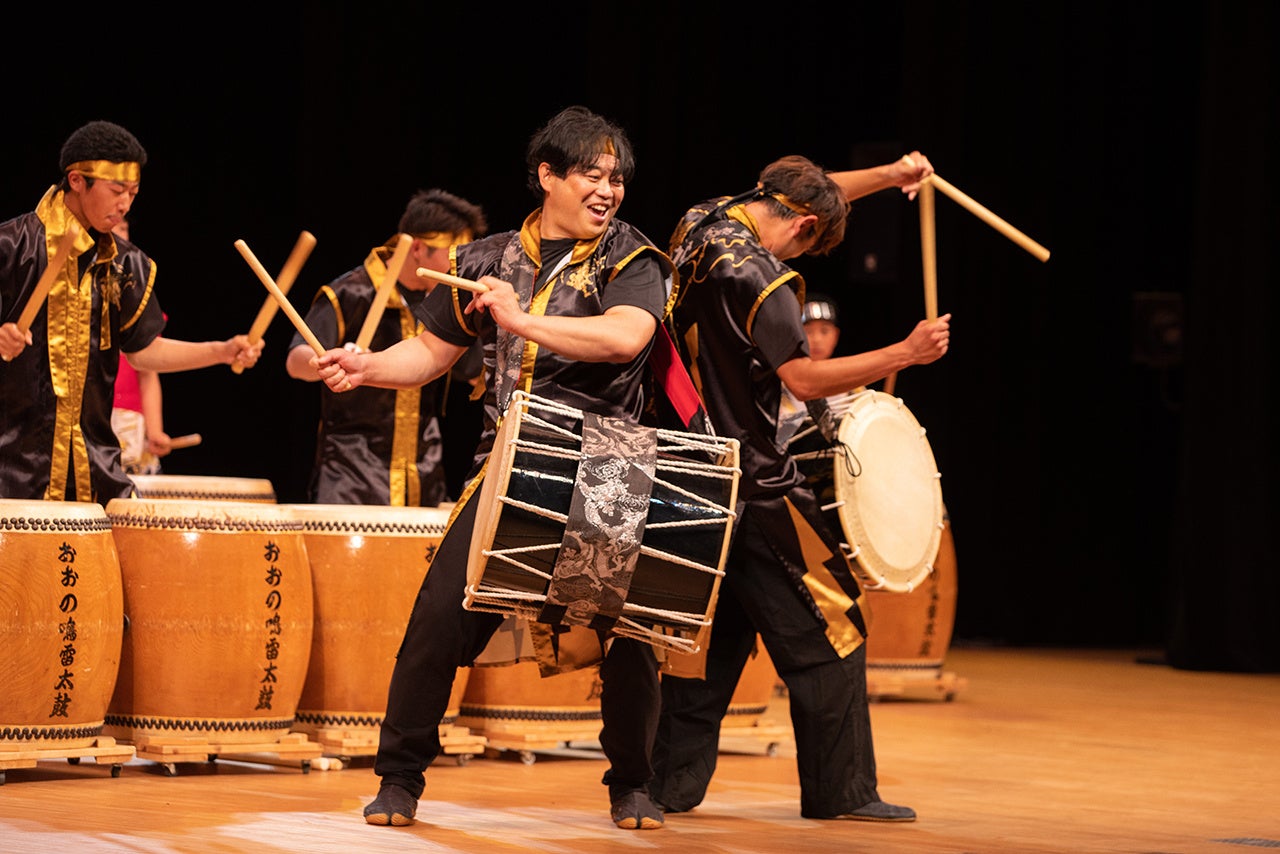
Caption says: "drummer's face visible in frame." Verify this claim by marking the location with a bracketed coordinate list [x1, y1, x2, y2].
[69, 171, 139, 236]
[407, 240, 450, 291]
[805, 319, 840, 361]
[539, 153, 624, 241]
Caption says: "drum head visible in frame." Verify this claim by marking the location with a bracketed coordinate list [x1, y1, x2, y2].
[832, 391, 943, 592]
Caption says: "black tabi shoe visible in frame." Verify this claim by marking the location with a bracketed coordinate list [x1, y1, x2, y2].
[363, 783, 418, 826]
[830, 800, 917, 822]
[610, 790, 665, 830]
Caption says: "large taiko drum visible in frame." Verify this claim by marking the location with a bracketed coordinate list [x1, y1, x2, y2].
[457, 660, 602, 762]
[285, 503, 469, 743]
[102, 498, 312, 745]
[0, 500, 124, 750]
[464, 391, 739, 655]
[128, 474, 277, 503]
[865, 508, 960, 696]
[791, 390, 943, 593]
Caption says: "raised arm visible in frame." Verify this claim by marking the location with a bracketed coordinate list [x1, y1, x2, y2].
[827, 151, 935, 202]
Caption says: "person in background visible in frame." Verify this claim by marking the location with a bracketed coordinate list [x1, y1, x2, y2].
[651, 151, 951, 823]
[109, 215, 171, 476]
[0, 119, 261, 503]
[285, 189, 488, 506]
[802, 292, 841, 361]
[311, 106, 674, 831]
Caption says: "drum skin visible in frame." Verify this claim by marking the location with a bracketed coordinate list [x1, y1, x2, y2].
[103, 498, 312, 745]
[284, 503, 467, 734]
[128, 474, 277, 503]
[0, 500, 124, 749]
[831, 391, 943, 593]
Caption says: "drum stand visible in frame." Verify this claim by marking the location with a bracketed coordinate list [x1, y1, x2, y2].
[0, 737, 136, 785]
[121, 732, 324, 777]
[292, 719, 488, 768]
[866, 666, 969, 702]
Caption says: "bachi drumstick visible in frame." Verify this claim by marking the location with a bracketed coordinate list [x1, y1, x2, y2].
[886, 180, 939, 399]
[416, 267, 489, 293]
[921, 173, 1050, 262]
[168, 433, 202, 450]
[234, 239, 325, 356]
[232, 230, 317, 373]
[354, 233, 414, 352]
[17, 221, 82, 334]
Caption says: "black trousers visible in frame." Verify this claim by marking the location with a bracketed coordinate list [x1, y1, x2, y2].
[373, 486, 661, 801]
[650, 490, 882, 818]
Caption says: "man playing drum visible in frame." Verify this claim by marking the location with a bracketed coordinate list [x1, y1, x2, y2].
[313, 106, 674, 831]
[286, 188, 489, 506]
[650, 153, 951, 823]
[0, 120, 262, 503]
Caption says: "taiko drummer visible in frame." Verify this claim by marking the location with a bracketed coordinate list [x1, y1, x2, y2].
[314, 106, 674, 832]
[0, 120, 262, 503]
[651, 152, 951, 824]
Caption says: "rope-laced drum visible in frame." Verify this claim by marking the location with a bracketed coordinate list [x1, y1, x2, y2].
[464, 391, 739, 655]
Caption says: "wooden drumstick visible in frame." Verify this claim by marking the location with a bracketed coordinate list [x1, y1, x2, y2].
[922, 173, 1050, 262]
[919, 181, 938, 321]
[416, 266, 490, 293]
[354, 233, 414, 352]
[234, 239, 325, 356]
[168, 433, 202, 450]
[232, 230, 317, 374]
[16, 221, 82, 334]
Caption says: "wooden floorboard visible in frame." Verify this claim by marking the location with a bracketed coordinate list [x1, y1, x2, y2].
[2, 645, 1278, 853]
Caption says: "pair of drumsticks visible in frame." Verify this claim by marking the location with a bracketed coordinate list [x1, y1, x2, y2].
[883, 158, 1049, 395]
[233, 232, 486, 363]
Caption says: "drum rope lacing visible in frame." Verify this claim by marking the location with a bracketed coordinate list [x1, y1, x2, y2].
[464, 584, 711, 652]
[465, 393, 739, 654]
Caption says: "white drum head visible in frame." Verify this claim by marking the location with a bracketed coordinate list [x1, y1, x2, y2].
[832, 391, 943, 592]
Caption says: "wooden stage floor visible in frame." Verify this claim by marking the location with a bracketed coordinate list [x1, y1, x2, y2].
[2, 644, 1277, 853]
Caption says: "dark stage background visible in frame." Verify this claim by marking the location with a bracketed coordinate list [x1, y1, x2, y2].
[4, 3, 1275, 670]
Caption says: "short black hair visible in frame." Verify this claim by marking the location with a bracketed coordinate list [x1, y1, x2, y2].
[59, 120, 148, 172]
[398, 188, 489, 238]
[525, 106, 635, 198]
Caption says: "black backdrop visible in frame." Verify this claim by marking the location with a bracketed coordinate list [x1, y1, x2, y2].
[4, 2, 1275, 670]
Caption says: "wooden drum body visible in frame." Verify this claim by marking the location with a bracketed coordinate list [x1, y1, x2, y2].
[0, 500, 123, 750]
[457, 661, 602, 761]
[128, 474, 277, 503]
[865, 509, 963, 699]
[103, 499, 313, 745]
[286, 503, 464, 749]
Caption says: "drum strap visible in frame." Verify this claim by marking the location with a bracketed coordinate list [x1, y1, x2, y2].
[538, 413, 657, 632]
[806, 397, 841, 445]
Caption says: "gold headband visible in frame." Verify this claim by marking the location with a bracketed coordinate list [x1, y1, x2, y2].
[414, 229, 473, 249]
[757, 184, 812, 218]
[65, 160, 141, 183]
